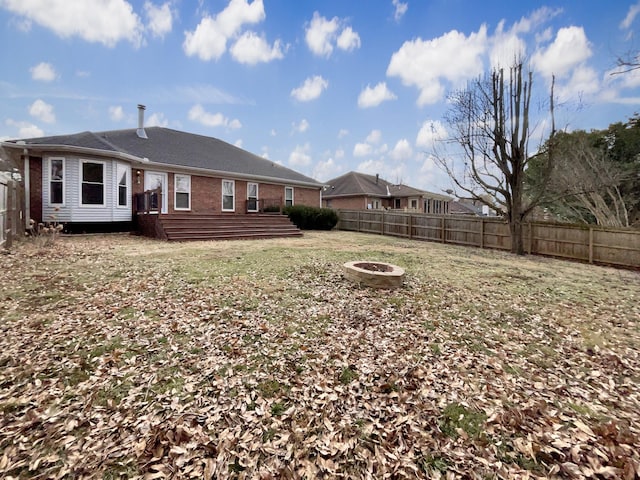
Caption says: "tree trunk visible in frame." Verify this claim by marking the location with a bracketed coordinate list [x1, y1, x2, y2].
[509, 218, 524, 255]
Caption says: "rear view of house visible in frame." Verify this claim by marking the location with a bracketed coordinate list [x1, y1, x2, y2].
[1, 105, 323, 240]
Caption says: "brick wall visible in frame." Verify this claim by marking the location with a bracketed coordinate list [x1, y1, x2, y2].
[29, 156, 42, 222]
[136, 170, 321, 214]
[323, 196, 367, 210]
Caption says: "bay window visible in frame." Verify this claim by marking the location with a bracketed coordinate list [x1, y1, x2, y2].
[81, 160, 105, 205]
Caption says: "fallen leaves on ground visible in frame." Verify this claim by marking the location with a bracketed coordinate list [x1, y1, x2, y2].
[0, 232, 638, 479]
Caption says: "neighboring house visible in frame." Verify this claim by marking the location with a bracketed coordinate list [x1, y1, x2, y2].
[1, 106, 323, 239]
[449, 198, 498, 216]
[322, 171, 451, 214]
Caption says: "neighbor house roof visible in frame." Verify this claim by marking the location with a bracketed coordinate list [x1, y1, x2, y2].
[2, 127, 322, 188]
[324, 171, 451, 200]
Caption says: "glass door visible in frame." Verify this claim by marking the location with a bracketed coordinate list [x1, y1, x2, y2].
[144, 171, 168, 213]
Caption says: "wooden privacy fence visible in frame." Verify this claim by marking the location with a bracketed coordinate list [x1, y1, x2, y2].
[337, 210, 640, 269]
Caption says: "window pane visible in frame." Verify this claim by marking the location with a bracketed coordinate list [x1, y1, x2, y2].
[223, 181, 233, 195]
[83, 162, 103, 183]
[176, 192, 189, 209]
[51, 159, 63, 181]
[223, 195, 233, 210]
[118, 185, 127, 206]
[248, 183, 257, 197]
[82, 184, 104, 204]
[118, 171, 127, 186]
[176, 175, 190, 192]
[51, 182, 63, 204]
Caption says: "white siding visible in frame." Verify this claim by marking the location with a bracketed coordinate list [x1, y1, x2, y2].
[42, 155, 132, 223]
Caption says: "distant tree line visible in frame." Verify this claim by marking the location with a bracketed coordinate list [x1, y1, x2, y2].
[526, 116, 640, 228]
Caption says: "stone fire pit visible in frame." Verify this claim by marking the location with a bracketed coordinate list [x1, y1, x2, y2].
[343, 261, 405, 289]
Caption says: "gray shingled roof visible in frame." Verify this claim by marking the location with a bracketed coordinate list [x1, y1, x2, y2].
[7, 127, 321, 187]
[324, 171, 450, 200]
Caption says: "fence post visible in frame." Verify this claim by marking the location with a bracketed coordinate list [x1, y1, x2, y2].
[479, 217, 484, 249]
[588, 227, 594, 264]
[380, 210, 385, 235]
[528, 222, 532, 255]
[357, 211, 361, 232]
[408, 214, 413, 239]
[441, 216, 446, 243]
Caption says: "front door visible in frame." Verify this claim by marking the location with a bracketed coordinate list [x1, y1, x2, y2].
[144, 171, 168, 214]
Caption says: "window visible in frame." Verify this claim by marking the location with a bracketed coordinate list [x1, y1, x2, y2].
[394, 198, 401, 209]
[285, 186, 294, 207]
[247, 182, 258, 212]
[81, 160, 105, 205]
[175, 174, 191, 210]
[222, 179, 235, 211]
[410, 199, 417, 209]
[116, 163, 129, 207]
[49, 157, 64, 204]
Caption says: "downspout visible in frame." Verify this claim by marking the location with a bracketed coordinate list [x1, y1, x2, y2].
[23, 152, 30, 228]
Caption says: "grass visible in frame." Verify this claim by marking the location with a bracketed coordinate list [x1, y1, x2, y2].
[0, 231, 638, 479]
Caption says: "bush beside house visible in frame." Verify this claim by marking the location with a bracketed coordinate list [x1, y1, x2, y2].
[284, 205, 338, 230]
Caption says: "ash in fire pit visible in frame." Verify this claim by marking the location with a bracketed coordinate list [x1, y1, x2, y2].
[343, 261, 405, 289]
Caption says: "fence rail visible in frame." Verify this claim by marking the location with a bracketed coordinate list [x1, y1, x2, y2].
[337, 210, 640, 269]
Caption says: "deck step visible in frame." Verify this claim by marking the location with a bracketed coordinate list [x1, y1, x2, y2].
[156, 214, 302, 241]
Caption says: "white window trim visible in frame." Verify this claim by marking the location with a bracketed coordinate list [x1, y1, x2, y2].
[247, 182, 259, 212]
[48, 156, 65, 206]
[222, 179, 235, 212]
[79, 159, 106, 207]
[115, 162, 130, 209]
[174, 174, 191, 211]
[285, 186, 294, 207]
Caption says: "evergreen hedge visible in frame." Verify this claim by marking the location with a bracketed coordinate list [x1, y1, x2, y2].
[283, 205, 339, 230]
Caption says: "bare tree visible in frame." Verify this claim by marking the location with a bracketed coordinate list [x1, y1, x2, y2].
[535, 132, 631, 227]
[435, 62, 556, 255]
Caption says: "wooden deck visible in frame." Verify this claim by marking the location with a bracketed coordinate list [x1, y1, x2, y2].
[137, 213, 302, 241]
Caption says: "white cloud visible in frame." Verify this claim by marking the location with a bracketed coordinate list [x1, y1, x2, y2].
[30, 62, 56, 82]
[230, 31, 284, 65]
[270, 129, 277, 136]
[147, 112, 169, 127]
[289, 143, 312, 167]
[1, 0, 144, 47]
[366, 129, 382, 144]
[387, 26, 488, 106]
[392, 0, 408, 21]
[416, 120, 448, 149]
[621, 1, 640, 29]
[353, 142, 372, 157]
[6, 119, 44, 138]
[390, 138, 413, 161]
[305, 11, 360, 57]
[336, 26, 361, 52]
[305, 12, 339, 57]
[108, 105, 124, 121]
[335, 148, 345, 159]
[292, 118, 309, 133]
[338, 129, 349, 139]
[532, 26, 592, 79]
[183, 0, 265, 61]
[29, 99, 55, 123]
[358, 82, 397, 108]
[312, 157, 342, 182]
[188, 104, 241, 129]
[291, 75, 328, 102]
[144, 1, 173, 38]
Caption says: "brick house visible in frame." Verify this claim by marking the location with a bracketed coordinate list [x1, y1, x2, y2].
[322, 171, 451, 214]
[1, 106, 323, 240]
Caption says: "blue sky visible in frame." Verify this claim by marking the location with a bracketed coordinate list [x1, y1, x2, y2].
[1, 0, 639, 192]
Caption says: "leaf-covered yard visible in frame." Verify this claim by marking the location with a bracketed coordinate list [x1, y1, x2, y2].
[1, 231, 639, 479]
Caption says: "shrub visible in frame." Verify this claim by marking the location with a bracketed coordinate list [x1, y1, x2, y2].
[283, 205, 338, 230]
